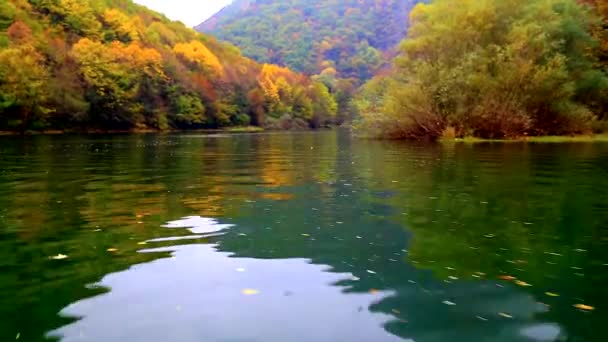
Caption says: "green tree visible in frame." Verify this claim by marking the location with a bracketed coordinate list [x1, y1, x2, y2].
[357, 0, 608, 139]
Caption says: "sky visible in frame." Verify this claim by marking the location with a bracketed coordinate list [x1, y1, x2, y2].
[133, 0, 232, 27]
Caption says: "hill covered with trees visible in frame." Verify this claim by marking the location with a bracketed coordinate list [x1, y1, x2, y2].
[197, 0, 420, 81]
[355, 0, 608, 139]
[0, 0, 337, 132]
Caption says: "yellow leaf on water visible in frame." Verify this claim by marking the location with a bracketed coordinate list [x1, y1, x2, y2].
[242, 289, 260, 296]
[137, 242, 147, 245]
[545, 292, 560, 297]
[50, 254, 68, 260]
[107, 248, 118, 252]
[515, 280, 532, 287]
[574, 304, 594, 311]
[499, 275, 516, 281]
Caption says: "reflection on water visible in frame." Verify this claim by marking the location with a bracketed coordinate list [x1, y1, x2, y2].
[49, 217, 401, 342]
[0, 131, 606, 341]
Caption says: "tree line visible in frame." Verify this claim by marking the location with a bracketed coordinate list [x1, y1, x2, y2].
[0, 0, 338, 132]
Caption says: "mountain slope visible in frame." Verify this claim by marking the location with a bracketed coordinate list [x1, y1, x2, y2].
[196, 0, 255, 32]
[197, 0, 420, 80]
[0, 0, 336, 132]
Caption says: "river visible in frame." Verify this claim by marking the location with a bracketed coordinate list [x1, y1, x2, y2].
[0, 131, 606, 341]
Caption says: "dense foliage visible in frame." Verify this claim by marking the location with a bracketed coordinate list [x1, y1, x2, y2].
[356, 0, 608, 139]
[0, 0, 336, 132]
[197, 0, 420, 80]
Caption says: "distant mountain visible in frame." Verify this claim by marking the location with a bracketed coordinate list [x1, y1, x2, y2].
[196, 0, 255, 32]
[196, 0, 421, 80]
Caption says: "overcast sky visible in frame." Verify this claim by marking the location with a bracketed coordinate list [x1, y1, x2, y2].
[134, 0, 232, 27]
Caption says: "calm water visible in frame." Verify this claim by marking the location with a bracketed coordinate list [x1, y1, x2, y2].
[0, 131, 607, 342]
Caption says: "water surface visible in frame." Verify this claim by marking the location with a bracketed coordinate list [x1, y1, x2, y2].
[0, 131, 606, 341]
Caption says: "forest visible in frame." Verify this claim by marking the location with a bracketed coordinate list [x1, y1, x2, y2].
[2, 0, 608, 137]
[0, 0, 337, 132]
[198, 0, 420, 80]
[355, 0, 608, 139]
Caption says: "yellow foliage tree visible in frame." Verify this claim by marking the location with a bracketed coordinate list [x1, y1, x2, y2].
[103, 9, 142, 42]
[257, 64, 295, 102]
[173, 40, 223, 75]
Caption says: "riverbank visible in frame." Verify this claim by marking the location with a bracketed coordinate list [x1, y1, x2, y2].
[0, 126, 266, 136]
[441, 134, 608, 143]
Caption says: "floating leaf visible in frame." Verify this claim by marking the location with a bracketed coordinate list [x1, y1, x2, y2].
[442, 300, 456, 306]
[498, 312, 513, 318]
[499, 275, 516, 281]
[242, 289, 260, 296]
[515, 280, 532, 287]
[545, 292, 560, 297]
[366, 269, 377, 274]
[369, 289, 379, 294]
[50, 254, 68, 260]
[137, 242, 147, 245]
[301, 234, 310, 237]
[107, 248, 118, 252]
[574, 304, 594, 311]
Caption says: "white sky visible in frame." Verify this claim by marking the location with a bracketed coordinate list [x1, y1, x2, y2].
[134, 0, 232, 27]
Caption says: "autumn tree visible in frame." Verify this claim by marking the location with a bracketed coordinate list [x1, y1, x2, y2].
[102, 9, 142, 42]
[1, 0, 335, 131]
[0, 22, 50, 130]
[173, 40, 224, 75]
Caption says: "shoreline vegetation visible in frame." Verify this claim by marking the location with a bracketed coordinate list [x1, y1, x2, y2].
[2, 0, 607, 140]
[4, 126, 608, 144]
[0, 126, 269, 136]
[0, 1, 338, 134]
[355, 0, 608, 140]
[442, 134, 608, 143]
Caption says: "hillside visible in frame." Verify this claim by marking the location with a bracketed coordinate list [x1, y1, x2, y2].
[197, 0, 420, 80]
[0, 0, 336, 132]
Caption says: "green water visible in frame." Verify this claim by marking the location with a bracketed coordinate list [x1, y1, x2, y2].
[0, 131, 607, 342]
